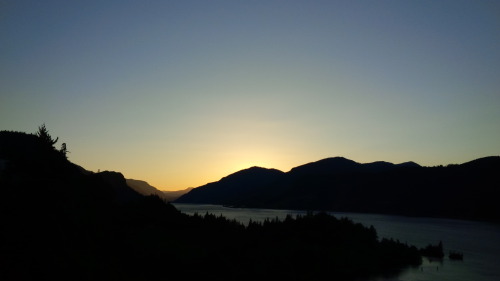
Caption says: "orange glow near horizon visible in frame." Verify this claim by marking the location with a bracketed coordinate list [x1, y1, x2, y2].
[3, 1, 499, 192]
[71, 131, 495, 192]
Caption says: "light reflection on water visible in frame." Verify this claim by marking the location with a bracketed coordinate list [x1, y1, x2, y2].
[172, 203, 500, 281]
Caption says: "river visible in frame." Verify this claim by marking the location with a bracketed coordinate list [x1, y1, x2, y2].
[172, 203, 500, 281]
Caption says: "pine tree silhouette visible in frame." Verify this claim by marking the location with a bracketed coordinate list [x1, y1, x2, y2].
[36, 123, 58, 149]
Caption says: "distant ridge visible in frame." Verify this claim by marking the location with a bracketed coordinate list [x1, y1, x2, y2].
[162, 187, 194, 202]
[288, 157, 422, 175]
[126, 178, 192, 202]
[175, 156, 500, 222]
[175, 166, 284, 205]
[289, 157, 360, 175]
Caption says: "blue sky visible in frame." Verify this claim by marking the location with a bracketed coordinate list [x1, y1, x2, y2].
[1, 0, 499, 190]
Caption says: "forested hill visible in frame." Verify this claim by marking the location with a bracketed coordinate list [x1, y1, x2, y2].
[0, 128, 426, 280]
[175, 156, 500, 222]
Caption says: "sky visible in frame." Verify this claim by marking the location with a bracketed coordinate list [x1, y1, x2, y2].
[1, 0, 499, 190]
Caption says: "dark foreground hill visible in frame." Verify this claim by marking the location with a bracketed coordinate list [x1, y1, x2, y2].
[175, 156, 500, 221]
[0, 129, 426, 280]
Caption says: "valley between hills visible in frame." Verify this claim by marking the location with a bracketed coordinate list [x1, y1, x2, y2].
[1, 128, 498, 280]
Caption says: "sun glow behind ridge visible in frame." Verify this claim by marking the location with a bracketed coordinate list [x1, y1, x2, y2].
[1, 1, 499, 190]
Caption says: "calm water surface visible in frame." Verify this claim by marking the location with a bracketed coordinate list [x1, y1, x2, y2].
[173, 203, 500, 281]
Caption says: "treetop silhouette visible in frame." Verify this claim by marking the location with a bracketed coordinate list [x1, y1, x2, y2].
[36, 123, 58, 148]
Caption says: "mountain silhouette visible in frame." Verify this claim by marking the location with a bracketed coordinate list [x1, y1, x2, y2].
[126, 178, 192, 201]
[289, 157, 360, 175]
[1, 128, 427, 280]
[287, 156, 422, 176]
[175, 156, 500, 221]
[161, 187, 193, 201]
[175, 166, 285, 205]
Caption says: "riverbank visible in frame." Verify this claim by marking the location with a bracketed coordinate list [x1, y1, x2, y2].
[173, 203, 500, 281]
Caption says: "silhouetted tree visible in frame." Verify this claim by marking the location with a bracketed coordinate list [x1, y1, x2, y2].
[36, 123, 58, 149]
[60, 142, 69, 158]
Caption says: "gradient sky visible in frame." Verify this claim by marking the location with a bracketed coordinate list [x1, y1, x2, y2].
[1, 0, 499, 190]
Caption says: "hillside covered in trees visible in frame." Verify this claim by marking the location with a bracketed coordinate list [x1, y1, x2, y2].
[0, 127, 425, 280]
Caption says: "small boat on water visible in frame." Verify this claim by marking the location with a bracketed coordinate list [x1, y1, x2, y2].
[449, 251, 464, 260]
